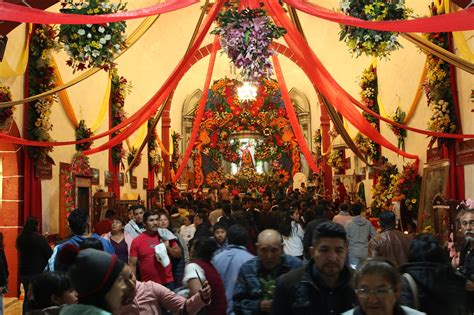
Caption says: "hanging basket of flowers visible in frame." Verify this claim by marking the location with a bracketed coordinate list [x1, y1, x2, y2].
[211, 8, 286, 81]
[75, 120, 93, 151]
[58, 0, 127, 72]
[339, 0, 411, 58]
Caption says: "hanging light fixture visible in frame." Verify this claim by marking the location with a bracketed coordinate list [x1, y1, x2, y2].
[237, 81, 258, 102]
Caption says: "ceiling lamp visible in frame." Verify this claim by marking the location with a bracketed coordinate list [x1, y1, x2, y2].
[237, 81, 258, 102]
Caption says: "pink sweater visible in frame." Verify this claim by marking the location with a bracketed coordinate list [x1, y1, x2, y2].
[119, 281, 207, 315]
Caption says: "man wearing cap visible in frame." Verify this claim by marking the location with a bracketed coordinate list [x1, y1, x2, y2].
[368, 211, 412, 266]
[130, 211, 181, 289]
[233, 229, 302, 314]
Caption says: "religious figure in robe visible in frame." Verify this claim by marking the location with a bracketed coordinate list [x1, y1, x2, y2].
[240, 145, 255, 171]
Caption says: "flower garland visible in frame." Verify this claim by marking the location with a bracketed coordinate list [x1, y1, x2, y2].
[387, 107, 407, 151]
[313, 128, 322, 167]
[27, 25, 60, 161]
[58, 0, 127, 72]
[211, 8, 286, 80]
[339, 0, 411, 58]
[328, 149, 344, 171]
[148, 119, 163, 174]
[65, 152, 91, 213]
[171, 131, 182, 174]
[0, 84, 13, 127]
[110, 69, 130, 166]
[127, 147, 141, 177]
[355, 64, 380, 162]
[371, 157, 398, 216]
[75, 119, 93, 151]
[398, 162, 421, 215]
[424, 3, 457, 144]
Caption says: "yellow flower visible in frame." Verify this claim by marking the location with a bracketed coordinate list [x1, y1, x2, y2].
[411, 199, 416, 204]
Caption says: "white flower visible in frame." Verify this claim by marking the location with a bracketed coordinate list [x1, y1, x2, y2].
[104, 34, 111, 41]
[87, 33, 92, 38]
[99, 38, 106, 44]
[114, 44, 120, 50]
[340, 0, 351, 11]
[84, 45, 91, 52]
[77, 29, 86, 36]
[98, 26, 105, 33]
[92, 50, 100, 58]
[86, 24, 92, 28]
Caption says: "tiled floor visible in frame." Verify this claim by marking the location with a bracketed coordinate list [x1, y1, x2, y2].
[4, 297, 22, 315]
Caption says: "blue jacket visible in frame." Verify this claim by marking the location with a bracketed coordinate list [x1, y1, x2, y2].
[47, 234, 115, 272]
[233, 254, 302, 315]
[212, 245, 255, 315]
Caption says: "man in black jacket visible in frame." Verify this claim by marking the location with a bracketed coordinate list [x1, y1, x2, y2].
[272, 221, 356, 315]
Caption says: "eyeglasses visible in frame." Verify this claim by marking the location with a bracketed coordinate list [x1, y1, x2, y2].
[461, 220, 474, 228]
[355, 287, 394, 298]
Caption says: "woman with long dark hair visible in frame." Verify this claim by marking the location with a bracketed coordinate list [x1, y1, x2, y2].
[279, 207, 304, 259]
[16, 217, 52, 313]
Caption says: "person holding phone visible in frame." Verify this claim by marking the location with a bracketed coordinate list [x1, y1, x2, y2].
[183, 237, 227, 315]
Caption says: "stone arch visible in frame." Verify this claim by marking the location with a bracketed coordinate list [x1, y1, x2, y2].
[179, 43, 314, 173]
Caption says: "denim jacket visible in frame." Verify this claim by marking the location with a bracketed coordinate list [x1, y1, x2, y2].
[233, 254, 302, 315]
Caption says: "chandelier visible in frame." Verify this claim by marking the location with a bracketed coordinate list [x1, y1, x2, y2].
[237, 81, 258, 102]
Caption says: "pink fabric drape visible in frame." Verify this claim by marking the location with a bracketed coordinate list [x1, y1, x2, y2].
[284, 0, 474, 32]
[172, 36, 220, 183]
[271, 53, 319, 173]
[0, 0, 198, 24]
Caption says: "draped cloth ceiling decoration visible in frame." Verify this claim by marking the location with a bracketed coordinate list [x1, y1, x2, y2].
[0, 0, 473, 179]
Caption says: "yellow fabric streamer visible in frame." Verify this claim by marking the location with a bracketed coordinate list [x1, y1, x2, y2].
[54, 57, 110, 131]
[126, 123, 147, 150]
[90, 75, 110, 133]
[444, 0, 474, 63]
[0, 24, 31, 78]
[0, 16, 158, 108]
[156, 136, 170, 156]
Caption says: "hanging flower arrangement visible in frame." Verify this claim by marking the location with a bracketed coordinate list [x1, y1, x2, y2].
[110, 69, 130, 166]
[0, 84, 14, 127]
[58, 0, 127, 72]
[27, 25, 60, 161]
[398, 162, 421, 215]
[313, 128, 323, 166]
[65, 152, 91, 213]
[424, 3, 457, 144]
[211, 8, 286, 80]
[339, 0, 411, 58]
[75, 119, 93, 151]
[127, 147, 141, 177]
[387, 107, 407, 151]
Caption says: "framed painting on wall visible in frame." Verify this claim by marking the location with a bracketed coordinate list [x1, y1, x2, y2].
[417, 159, 450, 233]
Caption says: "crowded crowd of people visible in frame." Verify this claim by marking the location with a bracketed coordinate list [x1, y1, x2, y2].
[1, 182, 473, 315]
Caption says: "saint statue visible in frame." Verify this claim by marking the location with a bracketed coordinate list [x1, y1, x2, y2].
[240, 144, 255, 171]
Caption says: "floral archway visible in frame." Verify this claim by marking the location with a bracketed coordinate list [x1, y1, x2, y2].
[192, 78, 301, 188]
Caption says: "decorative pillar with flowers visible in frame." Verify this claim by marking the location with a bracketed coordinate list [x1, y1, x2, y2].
[109, 70, 129, 198]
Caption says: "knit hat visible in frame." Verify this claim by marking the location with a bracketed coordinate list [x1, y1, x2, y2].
[63, 246, 124, 299]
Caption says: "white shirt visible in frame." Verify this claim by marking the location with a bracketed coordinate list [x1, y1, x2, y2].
[283, 221, 304, 257]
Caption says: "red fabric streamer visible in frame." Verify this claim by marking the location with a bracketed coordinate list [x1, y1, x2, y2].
[84, 0, 225, 156]
[0, 0, 198, 24]
[271, 53, 319, 173]
[284, 0, 474, 32]
[172, 35, 220, 183]
[265, 0, 419, 161]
